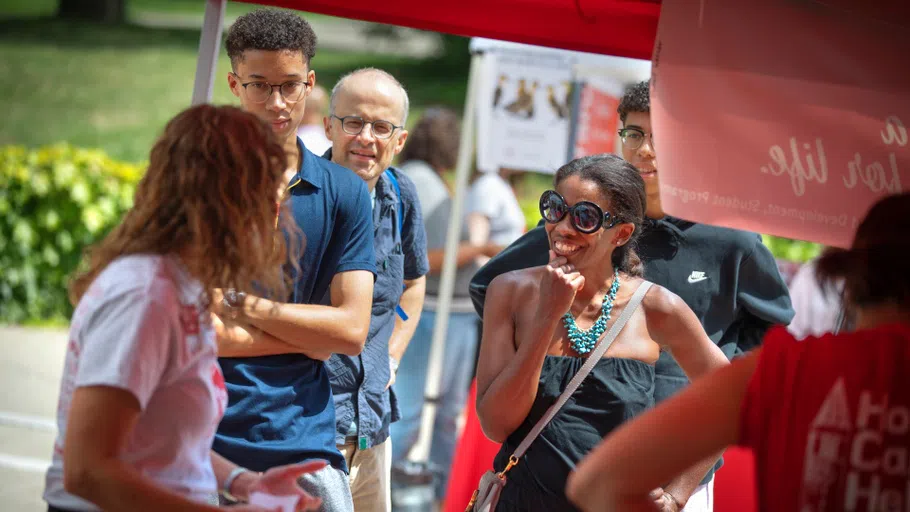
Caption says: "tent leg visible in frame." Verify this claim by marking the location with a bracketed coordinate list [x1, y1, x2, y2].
[191, 0, 226, 106]
[408, 52, 483, 465]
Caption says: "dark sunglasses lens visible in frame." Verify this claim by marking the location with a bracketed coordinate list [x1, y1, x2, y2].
[540, 192, 566, 223]
[572, 204, 602, 232]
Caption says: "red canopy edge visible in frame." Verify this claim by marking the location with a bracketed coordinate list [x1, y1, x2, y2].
[244, 0, 661, 60]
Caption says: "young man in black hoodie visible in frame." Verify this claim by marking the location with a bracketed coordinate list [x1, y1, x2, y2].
[469, 80, 794, 511]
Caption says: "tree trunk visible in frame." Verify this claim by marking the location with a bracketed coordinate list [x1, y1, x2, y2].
[57, 0, 126, 24]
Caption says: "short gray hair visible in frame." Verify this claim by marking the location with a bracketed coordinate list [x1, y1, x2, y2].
[329, 68, 410, 126]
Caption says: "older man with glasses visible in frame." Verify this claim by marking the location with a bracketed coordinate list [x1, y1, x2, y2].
[468, 79, 795, 511]
[318, 68, 430, 512]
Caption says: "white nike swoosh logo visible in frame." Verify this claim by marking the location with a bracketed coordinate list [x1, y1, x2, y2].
[688, 276, 708, 284]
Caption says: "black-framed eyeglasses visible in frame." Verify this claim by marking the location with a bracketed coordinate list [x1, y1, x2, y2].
[618, 127, 655, 150]
[539, 190, 620, 234]
[232, 73, 310, 104]
[332, 115, 402, 140]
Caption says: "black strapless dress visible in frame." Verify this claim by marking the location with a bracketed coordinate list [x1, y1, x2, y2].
[491, 355, 655, 511]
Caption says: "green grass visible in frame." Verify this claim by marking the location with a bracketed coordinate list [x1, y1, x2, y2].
[0, 0, 333, 21]
[0, 17, 466, 163]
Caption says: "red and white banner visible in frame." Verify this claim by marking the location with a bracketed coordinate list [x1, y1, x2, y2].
[573, 83, 621, 159]
[651, 0, 910, 247]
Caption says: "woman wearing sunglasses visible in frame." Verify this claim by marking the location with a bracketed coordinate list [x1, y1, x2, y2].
[474, 154, 729, 511]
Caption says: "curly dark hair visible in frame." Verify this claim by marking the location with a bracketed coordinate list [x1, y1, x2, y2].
[398, 107, 461, 172]
[617, 79, 650, 124]
[225, 8, 318, 68]
[816, 192, 910, 309]
[69, 105, 302, 309]
[554, 154, 647, 277]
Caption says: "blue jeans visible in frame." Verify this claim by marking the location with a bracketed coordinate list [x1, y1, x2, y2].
[390, 309, 480, 499]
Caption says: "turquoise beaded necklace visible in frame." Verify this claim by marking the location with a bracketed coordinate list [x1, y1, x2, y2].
[562, 269, 621, 355]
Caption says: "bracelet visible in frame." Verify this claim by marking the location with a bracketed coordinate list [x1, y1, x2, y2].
[222, 466, 251, 502]
[664, 491, 682, 510]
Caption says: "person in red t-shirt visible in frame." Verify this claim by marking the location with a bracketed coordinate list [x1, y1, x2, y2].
[566, 192, 910, 512]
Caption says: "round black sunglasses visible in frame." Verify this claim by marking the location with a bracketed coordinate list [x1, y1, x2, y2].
[539, 190, 620, 234]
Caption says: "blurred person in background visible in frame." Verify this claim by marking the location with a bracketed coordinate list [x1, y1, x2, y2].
[466, 167, 527, 266]
[391, 107, 501, 507]
[787, 247, 851, 339]
[298, 84, 332, 154]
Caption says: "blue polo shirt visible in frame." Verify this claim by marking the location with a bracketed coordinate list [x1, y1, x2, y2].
[213, 140, 375, 473]
[321, 152, 430, 449]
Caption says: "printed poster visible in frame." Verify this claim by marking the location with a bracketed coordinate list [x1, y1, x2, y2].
[476, 49, 573, 174]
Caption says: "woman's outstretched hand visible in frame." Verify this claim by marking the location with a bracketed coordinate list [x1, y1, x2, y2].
[232, 460, 327, 511]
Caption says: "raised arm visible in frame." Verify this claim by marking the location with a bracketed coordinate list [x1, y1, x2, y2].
[476, 253, 584, 442]
[637, 286, 731, 509]
[567, 351, 758, 512]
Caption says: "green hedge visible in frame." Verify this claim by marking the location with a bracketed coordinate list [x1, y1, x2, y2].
[0, 145, 143, 324]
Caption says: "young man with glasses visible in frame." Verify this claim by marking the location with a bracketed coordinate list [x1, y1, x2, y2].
[468, 80, 794, 511]
[318, 68, 430, 512]
[210, 9, 376, 512]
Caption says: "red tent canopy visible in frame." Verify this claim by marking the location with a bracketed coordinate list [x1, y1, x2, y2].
[246, 0, 661, 60]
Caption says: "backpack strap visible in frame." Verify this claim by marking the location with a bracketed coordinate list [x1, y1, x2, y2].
[384, 169, 409, 321]
[384, 169, 403, 236]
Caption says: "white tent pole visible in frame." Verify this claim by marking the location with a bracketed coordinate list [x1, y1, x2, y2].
[191, 0, 226, 106]
[409, 52, 482, 464]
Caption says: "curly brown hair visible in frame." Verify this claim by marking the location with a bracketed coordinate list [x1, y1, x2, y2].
[69, 104, 302, 309]
[397, 107, 460, 172]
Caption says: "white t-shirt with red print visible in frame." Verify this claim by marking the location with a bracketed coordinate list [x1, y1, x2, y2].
[44, 254, 228, 511]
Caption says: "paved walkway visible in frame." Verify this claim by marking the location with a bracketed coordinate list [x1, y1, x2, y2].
[0, 325, 68, 511]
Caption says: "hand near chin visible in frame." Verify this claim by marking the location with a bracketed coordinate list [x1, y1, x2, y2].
[538, 250, 585, 317]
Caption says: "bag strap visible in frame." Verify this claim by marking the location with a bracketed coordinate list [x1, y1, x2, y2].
[384, 169, 410, 321]
[507, 280, 653, 466]
[384, 168, 403, 236]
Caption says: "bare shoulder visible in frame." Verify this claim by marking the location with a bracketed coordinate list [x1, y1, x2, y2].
[488, 265, 544, 297]
[639, 281, 689, 322]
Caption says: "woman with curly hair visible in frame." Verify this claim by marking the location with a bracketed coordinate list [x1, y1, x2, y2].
[43, 104, 321, 512]
[568, 193, 910, 512]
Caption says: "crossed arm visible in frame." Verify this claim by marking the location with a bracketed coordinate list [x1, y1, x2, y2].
[214, 270, 374, 359]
